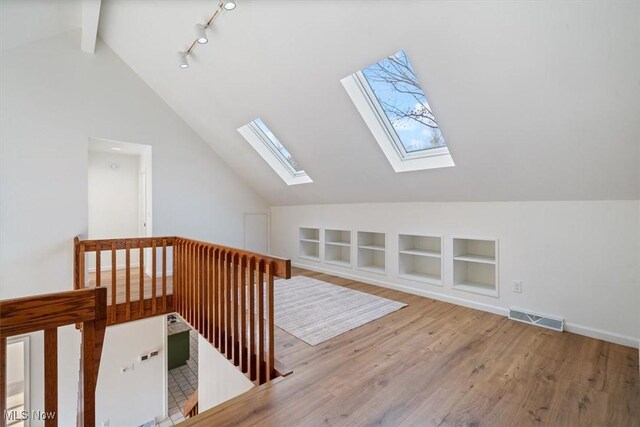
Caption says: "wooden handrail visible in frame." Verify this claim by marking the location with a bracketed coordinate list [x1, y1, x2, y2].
[74, 235, 290, 386]
[183, 388, 199, 418]
[0, 288, 105, 338]
[75, 236, 177, 252]
[175, 237, 290, 279]
[172, 238, 290, 385]
[0, 288, 107, 427]
[74, 236, 176, 324]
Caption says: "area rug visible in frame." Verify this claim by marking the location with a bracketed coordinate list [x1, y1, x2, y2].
[273, 275, 407, 346]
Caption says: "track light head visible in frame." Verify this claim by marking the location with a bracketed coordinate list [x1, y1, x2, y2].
[223, 1, 236, 11]
[178, 51, 189, 69]
[195, 24, 208, 44]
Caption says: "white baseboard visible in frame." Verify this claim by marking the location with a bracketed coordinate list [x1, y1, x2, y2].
[563, 323, 638, 348]
[292, 262, 639, 349]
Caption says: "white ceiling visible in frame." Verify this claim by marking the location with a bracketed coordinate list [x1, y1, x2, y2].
[9, 1, 640, 205]
[0, 0, 80, 51]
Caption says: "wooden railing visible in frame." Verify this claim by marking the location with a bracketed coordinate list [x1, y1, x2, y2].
[74, 236, 291, 385]
[173, 237, 290, 384]
[183, 389, 199, 418]
[74, 236, 176, 324]
[0, 288, 107, 427]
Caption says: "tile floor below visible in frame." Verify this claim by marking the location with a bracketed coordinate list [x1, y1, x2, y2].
[155, 329, 198, 426]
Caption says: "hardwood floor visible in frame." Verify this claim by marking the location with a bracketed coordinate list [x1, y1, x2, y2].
[186, 267, 639, 427]
[88, 267, 173, 305]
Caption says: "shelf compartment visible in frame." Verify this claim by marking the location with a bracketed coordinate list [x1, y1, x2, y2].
[299, 239, 320, 261]
[300, 238, 320, 243]
[299, 227, 321, 262]
[452, 281, 496, 297]
[453, 259, 497, 296]
[399, 234, 442, 255]
[325, 242, 351, 267]
[357, 231, 385, 249]
[452, 238, 496, 263]
[453, 254, 495, 264]
[399, 249, 441, 258]
[398, 252, 442, 285]
[326, 241, 350, 247]
[357, 244, 385, 251]
[299, 227, 320, 241]
[357, 232, 386, 275]
[325, 229, 351, 245]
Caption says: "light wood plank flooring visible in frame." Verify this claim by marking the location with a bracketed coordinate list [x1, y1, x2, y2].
[88, 268, 173, 305]
[186, 267, 639, 427]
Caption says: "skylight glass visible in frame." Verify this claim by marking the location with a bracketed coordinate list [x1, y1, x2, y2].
[237, 119, 312, 186]
[341, 49, 454, 172]
[361, 51, 445, 155]
[253, 118, 301, 171]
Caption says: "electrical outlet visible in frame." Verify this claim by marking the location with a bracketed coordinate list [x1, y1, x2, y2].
[513, 280, 523, 293]
[150, 349, 160, 358]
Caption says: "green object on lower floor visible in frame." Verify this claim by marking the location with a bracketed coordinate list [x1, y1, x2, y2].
[168, 329, 190, 370]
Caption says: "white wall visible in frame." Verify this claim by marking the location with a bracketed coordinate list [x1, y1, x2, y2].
[96, 317, 167, 427]
[88, 150, 140, 269]
[0, 30, 268, 426]
[271, 201, 640, 347]
[197, 335, 254, 412]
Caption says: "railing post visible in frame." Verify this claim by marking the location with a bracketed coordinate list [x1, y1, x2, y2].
[248, 257, 256, 382]
[73, 237, 80, 290]
[267, 262, 275, 381]
[152, 240, 157, 315]
[0, 336, 6, 427]
[44, 328, 58, 427]
[79, 243, 86, 290]
[111, 242, 116, 323]
[125, 241, 131, 321]
[139, 239, 145, 317]
[256, 259, 265, 384]
[95, 246, 101, 288]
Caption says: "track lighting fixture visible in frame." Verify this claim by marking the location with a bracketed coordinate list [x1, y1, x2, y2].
[195, 24, 208, 44]
[177, 1, 236, 68]
[178, 51, 189, 69]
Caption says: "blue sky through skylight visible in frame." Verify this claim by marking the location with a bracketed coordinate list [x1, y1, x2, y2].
[254, 118, 301, 171]
[361, 51, 445, 153]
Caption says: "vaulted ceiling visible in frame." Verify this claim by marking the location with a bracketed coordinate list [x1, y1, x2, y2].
[9, 1, 640, 205]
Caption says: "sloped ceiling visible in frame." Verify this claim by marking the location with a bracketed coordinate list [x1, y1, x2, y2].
[88, 2, 640, 204]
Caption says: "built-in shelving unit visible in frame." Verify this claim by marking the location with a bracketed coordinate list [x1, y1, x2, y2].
[299, 227, 320, 261]
[357, 231, 386, 274]
[398, 234, 442, 285]
[324, 229, 352, 267]
[452, 237, 498, 297]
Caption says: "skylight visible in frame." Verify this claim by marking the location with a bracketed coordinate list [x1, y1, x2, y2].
[238, 119, 312, 186]
[341, 50, 454, 172]
[253, 118, 301, 171]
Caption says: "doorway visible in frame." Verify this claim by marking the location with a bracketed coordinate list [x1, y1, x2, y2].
[87, 138, 152, 273]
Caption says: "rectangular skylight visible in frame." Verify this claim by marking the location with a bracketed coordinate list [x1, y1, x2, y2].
[253, 118, 301, 171]
[238, 119, 312, 185]
[342, 50, 454, 172]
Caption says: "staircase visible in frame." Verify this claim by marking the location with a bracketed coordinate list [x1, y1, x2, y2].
[0, 236, 291, 427]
